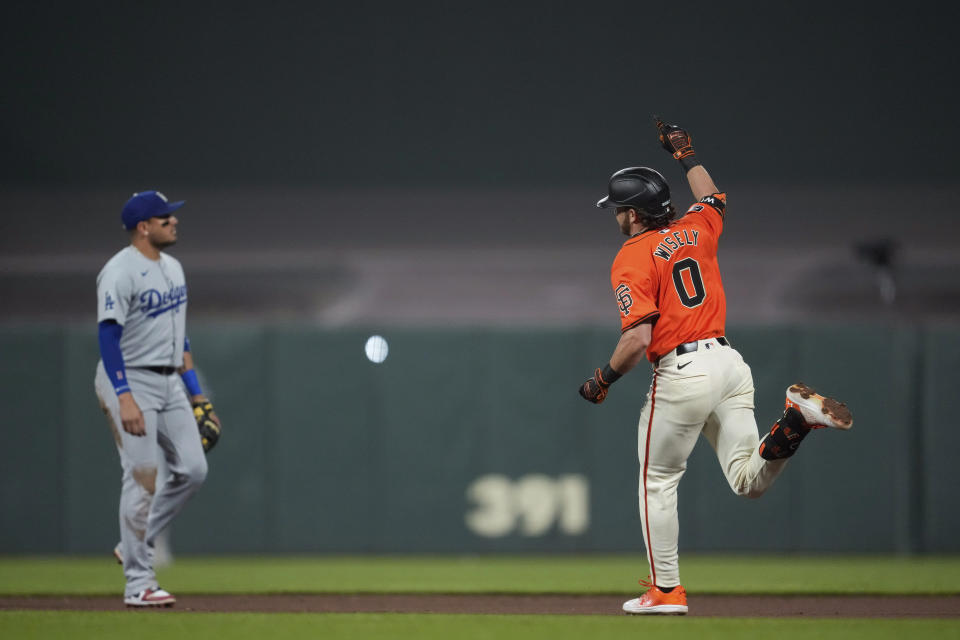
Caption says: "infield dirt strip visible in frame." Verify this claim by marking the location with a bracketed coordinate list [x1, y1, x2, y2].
[2, 594, 960, 617]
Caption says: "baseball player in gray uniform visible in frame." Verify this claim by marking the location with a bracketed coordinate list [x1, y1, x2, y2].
[94, 190, 219, 607]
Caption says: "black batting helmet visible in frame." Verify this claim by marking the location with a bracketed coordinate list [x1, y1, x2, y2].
[596, 167, 674, 229]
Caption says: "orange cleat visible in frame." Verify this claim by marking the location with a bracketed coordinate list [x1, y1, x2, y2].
[622, 579, 688, 615]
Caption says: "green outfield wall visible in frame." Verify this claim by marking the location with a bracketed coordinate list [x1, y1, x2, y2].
[1, 324, 955, 553]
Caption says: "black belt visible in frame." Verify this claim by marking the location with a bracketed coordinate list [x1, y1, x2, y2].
[675, 336, 729, 356]
[139, 366, 177, 375]
[657, 337, 730, 366]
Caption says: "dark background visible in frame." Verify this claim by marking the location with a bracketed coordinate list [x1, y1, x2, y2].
[3, 1, 958, 189]
[2, 1, 958, 324]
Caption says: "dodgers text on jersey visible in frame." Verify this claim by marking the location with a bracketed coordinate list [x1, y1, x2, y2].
[139, 285, 188, 317]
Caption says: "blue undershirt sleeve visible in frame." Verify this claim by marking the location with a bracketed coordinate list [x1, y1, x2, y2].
[98, 320, 130, 395]
[180, 335, 203, 396]
[180, 369, 202, 396]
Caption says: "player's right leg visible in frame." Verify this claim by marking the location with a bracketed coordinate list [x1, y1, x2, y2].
[95, 364, 171, 605]
[113, 461, 174, 568]
[784, 383, 853, 430]
[758, 384, 853, 461]
[703, 347, 790, 498]
[707, 395, 789, 497]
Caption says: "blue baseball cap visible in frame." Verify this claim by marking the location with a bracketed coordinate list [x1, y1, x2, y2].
[121, 190, 185, 230]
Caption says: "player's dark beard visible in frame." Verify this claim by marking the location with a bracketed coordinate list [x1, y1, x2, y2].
[150, 235, 177, 250]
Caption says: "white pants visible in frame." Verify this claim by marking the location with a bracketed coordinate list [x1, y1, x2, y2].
[95, 362, 207, 597]
[636, 338, 788, 588]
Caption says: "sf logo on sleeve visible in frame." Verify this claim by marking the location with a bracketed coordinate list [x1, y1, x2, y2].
[616, 283, 634, 316]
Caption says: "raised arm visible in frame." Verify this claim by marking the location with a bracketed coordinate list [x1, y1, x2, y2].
[684, 165, 719, 202]
[654, 116, 718, 201]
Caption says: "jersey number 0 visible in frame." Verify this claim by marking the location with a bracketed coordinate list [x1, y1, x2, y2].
[672, 257, 706, 308]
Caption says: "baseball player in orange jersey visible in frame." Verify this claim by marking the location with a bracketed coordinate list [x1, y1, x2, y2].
[578, 118, 854, 615]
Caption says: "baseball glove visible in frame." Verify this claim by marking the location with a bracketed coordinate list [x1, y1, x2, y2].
[192, 400, 221, 453]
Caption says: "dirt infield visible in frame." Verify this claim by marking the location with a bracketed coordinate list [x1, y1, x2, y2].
[2, 594, 959, 617]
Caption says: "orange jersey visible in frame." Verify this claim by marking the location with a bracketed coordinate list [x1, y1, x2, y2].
[610, 193, 727, 362]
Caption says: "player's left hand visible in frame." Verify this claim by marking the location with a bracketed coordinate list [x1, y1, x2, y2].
[654, 116, 696, 160]
[192, 399, 221, 453]
[579, 368, 610, 404]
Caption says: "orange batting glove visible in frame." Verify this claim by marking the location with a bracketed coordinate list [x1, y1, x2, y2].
[579, 364, 622, 404]
[654, 115, 701, 172]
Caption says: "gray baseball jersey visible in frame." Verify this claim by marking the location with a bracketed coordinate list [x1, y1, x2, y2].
[97, 246, 188, 367]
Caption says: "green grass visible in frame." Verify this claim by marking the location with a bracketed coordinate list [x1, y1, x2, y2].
[1, 554, 959, 596]
[2, 556, 958, 640]
[1, 612, 959, 640]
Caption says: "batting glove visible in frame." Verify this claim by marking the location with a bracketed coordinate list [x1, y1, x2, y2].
[654, 116, 701, 172]
[578, 364, 622, 404]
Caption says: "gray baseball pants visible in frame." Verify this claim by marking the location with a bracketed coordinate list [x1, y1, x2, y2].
[95, 362, 207, 597]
